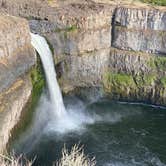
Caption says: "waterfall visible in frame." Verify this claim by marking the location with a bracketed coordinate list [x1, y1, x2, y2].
[30, 33, 66, 118]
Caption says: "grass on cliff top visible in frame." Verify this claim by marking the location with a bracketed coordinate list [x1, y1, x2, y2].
[140, 0, 166, 6]
[47, 0, 166, 7]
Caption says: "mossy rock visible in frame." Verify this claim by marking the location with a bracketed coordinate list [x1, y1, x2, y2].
[103, 71, 158, 99]
[103, 72, 136, 94]
[8, 56, 45, 148]
[54, 25, 78, 33]
[148, 55, 166, 71]
[160, 77, 166, 88]
[154, 56, 166, 70]
[31, 55, 45, 105]
[134, 74, 157, 86]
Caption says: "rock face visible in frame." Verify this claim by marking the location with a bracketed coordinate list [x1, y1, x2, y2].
[108, 7, 166, 105]
[1, 1, 166, 106]
[0, 15, 35, 93]
[0, 76, 32, 152]
[104, 48, 166, 105]
[0, 0, 166, 151]
[0, 15, 35, 152]
[4, 0, 164, 106]
[115, 7, 166, 30]
[113, 7, 166, 54]
[55, 5, 166, 106]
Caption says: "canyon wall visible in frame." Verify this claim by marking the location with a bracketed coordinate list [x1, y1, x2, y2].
[1, 0, 166, 106]
[107, 7, 166, 105]
[0, 15, 35, 152]
[0, 0, 166, 151]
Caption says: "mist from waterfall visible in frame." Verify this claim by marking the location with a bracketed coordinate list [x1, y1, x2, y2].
[28, 33, 122, 140]
[29, 33, 96, 135]
[30, 33, 66, 118]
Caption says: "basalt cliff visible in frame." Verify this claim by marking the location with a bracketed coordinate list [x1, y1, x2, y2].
[0, 14, 35, 152]
[0, 0, 166, 151]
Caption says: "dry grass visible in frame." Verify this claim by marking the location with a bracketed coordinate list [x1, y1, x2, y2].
[0, 154, 33, 166]
[0, 145, 96, 166]
[56, 144, 96, 166]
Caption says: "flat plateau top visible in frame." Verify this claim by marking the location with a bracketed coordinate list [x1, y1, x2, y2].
[48, 0, 166, 11]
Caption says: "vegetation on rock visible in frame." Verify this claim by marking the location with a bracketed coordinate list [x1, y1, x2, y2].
[140, 0, 166, 6]
[103, 71, 158, 101]
[134, 74, 157, 86]
[103, 72, 135, 90]
[148, 55, 166, 72]
[30, 55, 45, 114]
[54, 26, 78, 33]
[160, 77, 166, 87]
[8, 56, 45, 144]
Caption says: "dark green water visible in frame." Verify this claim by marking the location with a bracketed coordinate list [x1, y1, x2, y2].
[11, 95, 166, 166]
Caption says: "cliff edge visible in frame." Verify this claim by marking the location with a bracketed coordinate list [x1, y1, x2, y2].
[0, 15, 35, 152]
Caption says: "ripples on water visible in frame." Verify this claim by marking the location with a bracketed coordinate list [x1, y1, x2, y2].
[11, 94, 166, 166]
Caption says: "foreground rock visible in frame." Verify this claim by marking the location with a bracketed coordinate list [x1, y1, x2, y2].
[0, 15, 35, 152]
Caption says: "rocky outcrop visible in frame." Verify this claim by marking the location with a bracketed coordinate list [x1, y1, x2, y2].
[28, 2, 166, 105]
[115, 7, 166, 30]
[1, 0, 166, 107]
[103, 7, 166, 105]
[29, 3, 114, 62]
[0, 0, 49, 20]
[0, 15, 35, 152]
[0, 15, 35, 93]
[104, 48, 166, 105]
[112, 7, 166, 54]
[26, 2, 115, 93]
[61, 49, 110, 89]
[0, 76, 32, 152]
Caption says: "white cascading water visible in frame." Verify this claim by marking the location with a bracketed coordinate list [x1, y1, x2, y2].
[13, 33, 123, 154]
[29, 33, 96, 135]
[30, 33, 66, 118]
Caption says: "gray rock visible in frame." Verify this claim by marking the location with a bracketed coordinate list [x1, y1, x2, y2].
[115, 7, 166, 31]
[113, 26, 166, 54]
[0, 15, 36, 93]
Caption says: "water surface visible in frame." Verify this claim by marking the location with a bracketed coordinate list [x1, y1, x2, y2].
[11, 96, 166, 166]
